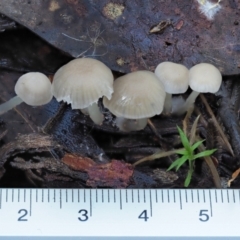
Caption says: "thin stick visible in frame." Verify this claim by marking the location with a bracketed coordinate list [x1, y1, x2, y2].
[133, 148, 184, 166]
[200, 94, 234, 156]
[147, 119, 159, 137]
[41, 102, 67, 134]
[182, 106, 194, 135]
[0, 130, 7, 140]
[196, 136, 221, 188]
[194, 106, 208, 128]
[147, 119, 164, 147]
[189, 115, 200, 145]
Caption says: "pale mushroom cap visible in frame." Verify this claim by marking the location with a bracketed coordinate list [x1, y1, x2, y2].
[15, 72, 52, 106]
[154, 62, 189, 94]
[103, 70, 166, 119]
[51, 58, 114, 109]
[189, 63, 222, 93]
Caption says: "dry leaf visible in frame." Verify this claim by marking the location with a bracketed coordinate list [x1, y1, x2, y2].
[149, 20, 171, 34]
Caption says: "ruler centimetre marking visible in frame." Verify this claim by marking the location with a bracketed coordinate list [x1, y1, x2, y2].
[209, 190, 213, 217]
[29, 189, 32, 217]
[119, 189, 122, 209]
[53, 188, 56, 202]
[90, 189, 92, 217]
[60, 189, 62, 209]
[149, 189, 153, 217]
[95, 189, 98, 203]
[6, 188, 8, 203]
[125, 189, 128, 203]
[0, 188, 240, 238]
[0, 188, 1, 209]
[24, 189, 26, 202]
[179, 189, 182, 209]
[11, 189, 14, 202]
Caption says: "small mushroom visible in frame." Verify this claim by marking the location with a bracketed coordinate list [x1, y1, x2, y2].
[154, 61, 189, 113]
[0, 72, 53, 115]
[103, 70, 166, 132]
[175, 63, 222, 115]
[51, 58, 114, 125]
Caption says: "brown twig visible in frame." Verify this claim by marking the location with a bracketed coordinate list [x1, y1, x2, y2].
[147, 119, 164, 147]
[182, 106, 194, 135]
[133, 148, 184, 166]
[41, 102, 67, 134]
[200, 94, 234, 156]
[194, 106, 208, 128]
[196, 136, 221, 188]
[0, 130, 7, 140]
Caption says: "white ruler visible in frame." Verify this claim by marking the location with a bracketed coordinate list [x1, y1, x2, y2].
[0, 188, 239, 239]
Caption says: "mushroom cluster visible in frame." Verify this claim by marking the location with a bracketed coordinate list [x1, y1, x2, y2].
[154, 62, 222, 116]
[0, 57, 222, 134]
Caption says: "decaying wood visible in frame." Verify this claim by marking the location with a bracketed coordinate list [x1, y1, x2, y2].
[0, 133, 61, 178]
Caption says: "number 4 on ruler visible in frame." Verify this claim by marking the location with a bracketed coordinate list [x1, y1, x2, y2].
[138, 210, 149, 221]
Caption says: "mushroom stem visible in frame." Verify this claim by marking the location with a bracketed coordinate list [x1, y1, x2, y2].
[171, 96, 185, 114]
[116, 117, 148, 132]
[163, 93, 172, 113]
[80, 108, 89, 115]
[174, 90, 200, 115]
[81, 102, 104, 125]
[0, 96, 23, 115]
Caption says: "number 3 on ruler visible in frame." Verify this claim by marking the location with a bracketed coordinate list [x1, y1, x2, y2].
[199, 209, 209, 222]
[78, 209, 89, 222]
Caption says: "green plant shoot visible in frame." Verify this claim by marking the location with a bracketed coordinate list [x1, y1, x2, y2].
[167, 126, 216, 187]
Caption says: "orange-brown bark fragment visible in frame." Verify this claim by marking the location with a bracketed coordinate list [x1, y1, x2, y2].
[87, 160, 133, 188]
[62, 154, 134, 188]
[62, 154, 95, 171]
